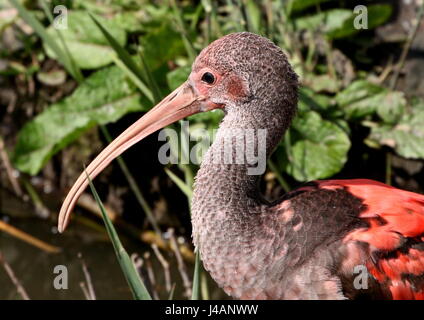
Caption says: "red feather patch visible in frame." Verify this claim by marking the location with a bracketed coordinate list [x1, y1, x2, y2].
[317, 179, 424, 251]
[317, 179, 424, 299]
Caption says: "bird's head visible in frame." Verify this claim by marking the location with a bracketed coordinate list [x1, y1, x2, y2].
[58, 32, 298, 232]
[190, 32, 298, 118]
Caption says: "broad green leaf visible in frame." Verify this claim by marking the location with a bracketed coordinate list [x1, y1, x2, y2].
[294, 5, 392, 39]
[299, 87, 350, 123]
[335, 80, 384, 120]
[298, 87, 332, 113]
[303, 73, 339, 93]
[327, 5, 392, 39]
[335, 80, 406, 121]
[368, 103, 424, 159]
[282, 111, 351, 181]
[376, 91, 406, 124]
[12, 66, 149, 175]
[336, 80, 383, 105]
[44, 11, 126, 69]
[295, 9, 352, 33]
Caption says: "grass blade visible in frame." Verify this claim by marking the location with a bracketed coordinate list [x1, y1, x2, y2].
[112, 56, 154, 102]
[169, 0, 197, 62]
[191, 250, 201, 300]
[90, 13, 156, 103]
[84, 170, 152, 300]
[165, 168, 193, 199]
[100, 126, 161, 236]
[168, 283, 176, 300]
[137, 49, 162, 103]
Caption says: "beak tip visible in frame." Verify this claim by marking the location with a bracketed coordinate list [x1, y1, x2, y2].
[57, 212, 66, 233]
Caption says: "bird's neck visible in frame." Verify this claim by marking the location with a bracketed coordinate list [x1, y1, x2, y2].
[191, 107, 290, 297]
[192, 108, 287, 221]
[192, 106, 289, 217]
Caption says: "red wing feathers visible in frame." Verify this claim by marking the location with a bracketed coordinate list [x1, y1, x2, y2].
[317, 179, 424, 299]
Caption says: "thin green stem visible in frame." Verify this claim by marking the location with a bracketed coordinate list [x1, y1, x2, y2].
[100, 126, 161, 236]
[169, 0, 197, 62]
[112, 56, 154, 103]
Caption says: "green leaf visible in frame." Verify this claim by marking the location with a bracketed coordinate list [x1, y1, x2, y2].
[298, 87, 332, 113]
[335, 80, 384, 120]
[368, 103, 424, 159]
[85, 171, 152, 300]
[295, 9, 352, 33]
[294, 5, 392, 39]
[12, 66, 149, 175]
[303, 73, 339, 94]
[327, 5, 392, 39]
[165, 168, 193, 199]
[282, 111, 351, 181]
[335, 80, 406, 121]
[89, 13, 143, 78]
[376, 91, 406, 124]
[44, 11, 127, 69]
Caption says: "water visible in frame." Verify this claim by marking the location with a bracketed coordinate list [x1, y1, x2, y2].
[1, 217, 135, 299]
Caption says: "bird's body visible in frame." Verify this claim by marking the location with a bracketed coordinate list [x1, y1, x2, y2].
[58, 32, 424, 300]
[193, 170, 424, 299]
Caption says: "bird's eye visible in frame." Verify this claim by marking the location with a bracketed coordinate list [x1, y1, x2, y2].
[201, 72, 215, 84]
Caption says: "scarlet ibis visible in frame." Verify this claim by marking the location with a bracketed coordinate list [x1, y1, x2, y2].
[58, 32, 424, 300]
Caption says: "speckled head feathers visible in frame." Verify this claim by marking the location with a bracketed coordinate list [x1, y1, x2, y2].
[190, 32, 298, 124]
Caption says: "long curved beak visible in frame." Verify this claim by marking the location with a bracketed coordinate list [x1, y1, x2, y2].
[58, 81, 207, 232]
